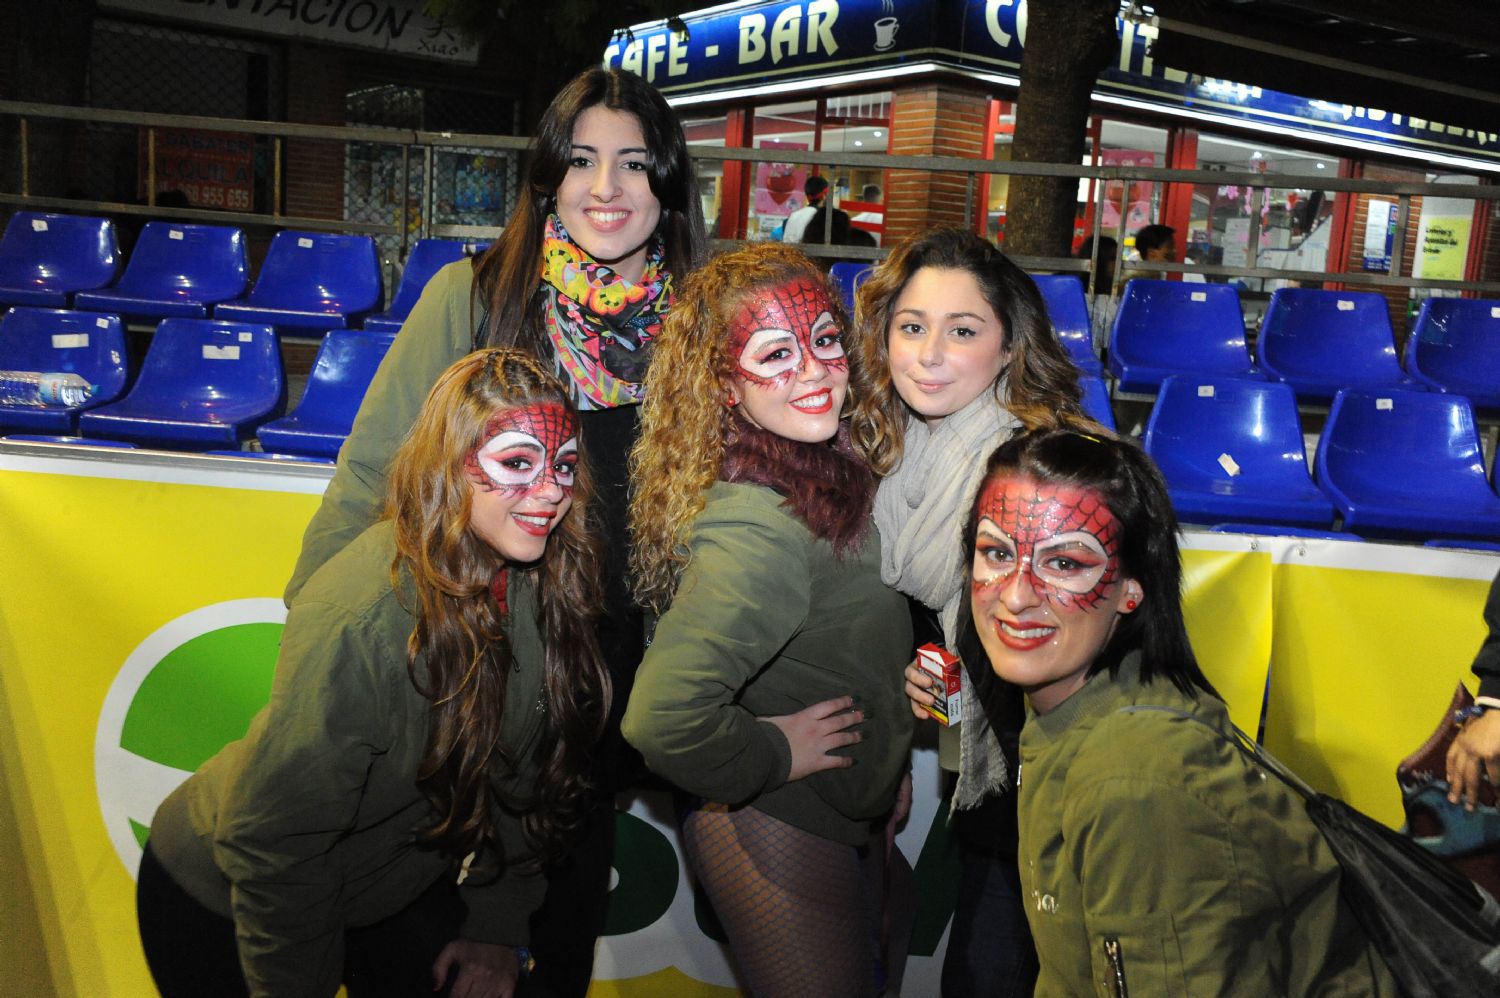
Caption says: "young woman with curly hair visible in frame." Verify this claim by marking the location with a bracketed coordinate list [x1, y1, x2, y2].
[138, 350, 609, 998]
[622, 242, 913, 998]
[849, 226, 1099, 997]
[281, 67, 707, 995]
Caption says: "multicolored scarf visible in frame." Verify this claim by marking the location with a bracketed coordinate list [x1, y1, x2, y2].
[540, 213, 673, 409]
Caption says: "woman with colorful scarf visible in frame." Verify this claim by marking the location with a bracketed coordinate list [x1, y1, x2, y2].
[283, 67, 707, 998]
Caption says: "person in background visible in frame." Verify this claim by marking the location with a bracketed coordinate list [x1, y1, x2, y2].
[851, 183, 883, 246]
[137, 350, 609, 998]
[624, 243, 913, 998]
[1131, 223, 1177, 265]
[782, 174, 829, 244]
[962, 428, 1396, 996]
[1448, 568, 1500, 811]
[853, 226, 1093, 998]
[280, 66, 707, 998]
[1073, 235, 1118, 352]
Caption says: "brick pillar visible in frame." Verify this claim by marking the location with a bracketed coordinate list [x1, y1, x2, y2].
[283, 44, 348, 221]
[884, 82, 991, 244]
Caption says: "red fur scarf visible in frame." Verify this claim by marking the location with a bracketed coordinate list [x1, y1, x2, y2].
[719, 411, 875, 557]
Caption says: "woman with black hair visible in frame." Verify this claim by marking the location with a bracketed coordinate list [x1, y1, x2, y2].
[956, 429, 1396, 995]
[281, 67, 707, 995]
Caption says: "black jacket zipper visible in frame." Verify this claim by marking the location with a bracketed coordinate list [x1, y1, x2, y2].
[1104, 937, 1129, 998]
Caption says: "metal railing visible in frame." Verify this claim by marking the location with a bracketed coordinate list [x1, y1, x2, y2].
[5, 98, 1499, 298]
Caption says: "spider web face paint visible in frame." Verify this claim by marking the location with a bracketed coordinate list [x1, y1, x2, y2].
[971, 477, 1121, 611]
[465, 402, 580, 498]
[728, 277, 848, 389]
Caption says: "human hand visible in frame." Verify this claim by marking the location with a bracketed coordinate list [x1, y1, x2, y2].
[762, 696, 863, 781]
[904, 659, 938, 720]
[432, 939, 519, 998]
[1447, 709, 1500, 811]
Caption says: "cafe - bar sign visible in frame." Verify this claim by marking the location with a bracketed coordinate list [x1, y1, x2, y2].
[607, 0, 1500, 167]
[101, 0, 479, 64]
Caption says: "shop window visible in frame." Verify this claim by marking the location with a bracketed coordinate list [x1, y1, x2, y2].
[681, 113, 728, 238]
[744, 94, 891, 240]
[1190, 135, 1339, 290]
[1092, 119, 1170, 251]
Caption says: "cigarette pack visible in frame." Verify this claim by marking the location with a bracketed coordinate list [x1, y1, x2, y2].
[916, 643, 962, 726]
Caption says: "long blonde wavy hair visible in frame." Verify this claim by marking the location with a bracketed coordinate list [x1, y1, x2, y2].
[385, 348, 609, 863]
[848, 226, 1094, 475]
[629, 243, 893, 613]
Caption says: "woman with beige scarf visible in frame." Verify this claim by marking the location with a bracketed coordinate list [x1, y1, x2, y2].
[849, 227, 1099, 998]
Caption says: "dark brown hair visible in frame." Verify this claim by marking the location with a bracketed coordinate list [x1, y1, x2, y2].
[849, 226, 1092, 475]
[386, 349, 609, 862]
[470, 68, 707, 355]
[964, 428, 1214, 697]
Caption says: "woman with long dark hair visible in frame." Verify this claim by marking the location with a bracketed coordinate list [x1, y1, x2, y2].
[961, 429, 1396, 995]
[281, 67, 706, 993]
[623, 242, 912, 997]
[850, 226, 1095, 996]
[137, 350, 609, 998]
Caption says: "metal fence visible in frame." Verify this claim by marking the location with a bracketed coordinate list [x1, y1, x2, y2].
[4, 98, 1499, 305]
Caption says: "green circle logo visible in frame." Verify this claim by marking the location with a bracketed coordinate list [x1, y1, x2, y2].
[95, 599, 285, 876]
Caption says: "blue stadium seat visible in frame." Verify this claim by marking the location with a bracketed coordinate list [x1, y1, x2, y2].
[1316, 388, 1500, 539]
[1257, 288, 1414, 401]
[3, 434, 137, 448]
[1108, 279, 1257, 393]
[0, 307, 129, 433]
[1143, 375, 1332, 528]
[829, 262, 872, 315]
[75, 221, 248, 320]
[214, 231, 381, 331]
[1080, 374, 1116, 431]
[79, 318, 284, 449]
[1032, 274, 1102, 376]
[363, 240, 471, 333]
[0, 212, 119, 307]
[205, 450, 334, 464]
[1425, 538, 1500, 553]
[1209, 523, 1360, 541]
[1405, 298, 1500, 408]
[256, 329, 395, 458]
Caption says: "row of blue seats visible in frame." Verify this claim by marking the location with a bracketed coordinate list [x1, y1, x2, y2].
[6, 303, 1494, 543]
[831, 264, 1500, 410]
[0, 308, 392, 454]
[1076, 279, 1497, 407]
[0, 211, 484, 333]
[1143, 376, 1500, 541]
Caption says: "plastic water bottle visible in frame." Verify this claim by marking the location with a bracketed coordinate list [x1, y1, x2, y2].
[0, 371, 96, 407]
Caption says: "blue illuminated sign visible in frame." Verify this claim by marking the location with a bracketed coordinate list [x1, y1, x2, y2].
[605, 0, 1500, 167]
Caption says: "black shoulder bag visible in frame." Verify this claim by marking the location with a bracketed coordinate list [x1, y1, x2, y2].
[1119, 705, 1500, 998]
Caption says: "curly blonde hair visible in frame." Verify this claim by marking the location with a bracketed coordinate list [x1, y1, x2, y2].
[629, 243, 892, 612]
[848, 226, 1095, 474]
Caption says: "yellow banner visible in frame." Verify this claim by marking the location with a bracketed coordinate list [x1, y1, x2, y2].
[2, 450, 1495, 996]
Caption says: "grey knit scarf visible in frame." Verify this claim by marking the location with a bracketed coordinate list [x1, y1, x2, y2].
[872, 391, 1022, 810]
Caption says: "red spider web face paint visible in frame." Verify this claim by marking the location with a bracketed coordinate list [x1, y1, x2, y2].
[970, 477, 1121, 611]
[727, 277, 848, 390]
[969, 474, 1133, 713]
[465, 402, 580, 499]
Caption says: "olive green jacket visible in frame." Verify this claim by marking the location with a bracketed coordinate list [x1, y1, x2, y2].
[284, 261, 482, 604]
[1018, 653, 1398, 997]
[622, 482, 914, 846]
[150, 521, 549, 998]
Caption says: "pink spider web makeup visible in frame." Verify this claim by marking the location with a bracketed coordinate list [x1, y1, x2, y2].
[465, 402, 579, 498]
[727, 277, 848, 389]
[971, 478, 1121, 611]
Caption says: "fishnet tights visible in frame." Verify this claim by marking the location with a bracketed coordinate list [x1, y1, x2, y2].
[683, 805, 876, 998]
